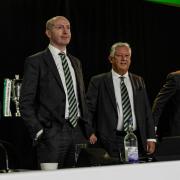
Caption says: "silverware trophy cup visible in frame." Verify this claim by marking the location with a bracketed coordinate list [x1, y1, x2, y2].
[11, 75, 22, 117]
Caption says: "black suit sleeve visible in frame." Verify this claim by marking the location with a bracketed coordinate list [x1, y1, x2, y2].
[71, 57, 95, 138]
[152, 73, 177, 126]
[143, 84, 156, 139]
[86, 77, 99, 133]
[20, 57, 43, 139]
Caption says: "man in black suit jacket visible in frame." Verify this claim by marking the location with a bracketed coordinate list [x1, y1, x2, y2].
[152, 71, 180, 137]
[20, 16, 96, 170]
[87, 42, 156, 160]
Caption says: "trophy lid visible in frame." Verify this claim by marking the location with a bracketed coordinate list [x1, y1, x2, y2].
[15, 74, 19, 80]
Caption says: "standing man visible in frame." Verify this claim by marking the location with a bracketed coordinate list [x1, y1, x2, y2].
[152, 71, 180, 137]
[20, 16, 96, 170]
[87, 42, 156, 160]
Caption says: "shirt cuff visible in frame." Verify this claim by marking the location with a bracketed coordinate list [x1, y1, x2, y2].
[147, 139, 156, 142]
[35, 129, 43, 140]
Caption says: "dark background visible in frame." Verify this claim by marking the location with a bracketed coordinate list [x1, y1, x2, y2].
[0, 0, 179, 170]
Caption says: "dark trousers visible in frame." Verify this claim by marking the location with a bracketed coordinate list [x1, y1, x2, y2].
[36, 120, 87, 168]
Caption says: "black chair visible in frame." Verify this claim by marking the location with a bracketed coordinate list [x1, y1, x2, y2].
[76, 143, 120, 167]
[155, 136, 180, 161]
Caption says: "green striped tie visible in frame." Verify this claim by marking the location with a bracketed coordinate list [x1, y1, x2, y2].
[59, 52, 78, 127]
[120, 77, 133, 131]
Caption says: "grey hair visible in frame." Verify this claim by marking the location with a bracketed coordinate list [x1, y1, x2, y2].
[109, 42, 131, 57]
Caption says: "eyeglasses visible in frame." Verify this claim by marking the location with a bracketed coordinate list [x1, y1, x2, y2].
[52, 25, 70, 31]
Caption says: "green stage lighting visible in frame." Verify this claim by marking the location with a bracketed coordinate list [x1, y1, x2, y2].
[145, 0, 180, 7]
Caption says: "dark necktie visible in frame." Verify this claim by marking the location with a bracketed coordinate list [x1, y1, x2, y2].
[120, 76, 133, 131]
[59, 52, 78, 127]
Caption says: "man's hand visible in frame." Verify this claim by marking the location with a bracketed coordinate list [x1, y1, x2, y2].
[147, 141, 156, 154]
[89, 133, 97, 144]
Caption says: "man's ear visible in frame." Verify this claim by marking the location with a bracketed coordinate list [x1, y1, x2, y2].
[45, 30, 51, 38]
[108, 56, 113, 63]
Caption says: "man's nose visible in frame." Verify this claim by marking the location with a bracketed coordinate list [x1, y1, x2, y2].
[63, 28, 69, 33]
[122, 56, 127, 60]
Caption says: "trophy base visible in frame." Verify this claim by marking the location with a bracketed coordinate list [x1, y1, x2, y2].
[15, 113, 21, 117]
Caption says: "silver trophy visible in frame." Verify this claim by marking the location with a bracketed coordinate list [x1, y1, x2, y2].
[11, 75, 22, 117]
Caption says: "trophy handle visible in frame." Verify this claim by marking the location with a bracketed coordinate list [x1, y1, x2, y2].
[11, 75, 22, 117]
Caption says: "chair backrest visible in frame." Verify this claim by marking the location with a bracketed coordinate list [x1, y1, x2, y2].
[77, 147, 120, 167]
[155, 136, 180, 161]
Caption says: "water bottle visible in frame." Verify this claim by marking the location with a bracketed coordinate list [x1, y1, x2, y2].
[124, 123, 139, 163]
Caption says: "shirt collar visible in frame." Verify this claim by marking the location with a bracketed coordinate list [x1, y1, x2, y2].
[111, 69, 129, 79]
[48, 44, 67, 55]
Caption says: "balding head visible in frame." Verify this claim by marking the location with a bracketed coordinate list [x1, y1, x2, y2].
[46, 16, 70, 30]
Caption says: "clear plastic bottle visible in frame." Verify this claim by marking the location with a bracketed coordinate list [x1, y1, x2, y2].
[124, 124, 139, 163]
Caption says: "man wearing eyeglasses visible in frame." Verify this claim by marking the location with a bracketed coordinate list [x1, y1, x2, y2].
[20, 16, 96, 170]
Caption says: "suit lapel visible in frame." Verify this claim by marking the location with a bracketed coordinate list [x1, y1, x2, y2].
[129, 72, 142, 116]
[67, 53, 81, 87]
[129, 73, 137, 97]
[104, 72, 117, 112]
[42, 48, 64, 90]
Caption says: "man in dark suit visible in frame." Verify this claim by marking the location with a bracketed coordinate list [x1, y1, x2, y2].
[152, 71, 180, 137]
[19, 16, 96, 170]
[87, 42, 156, 160]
